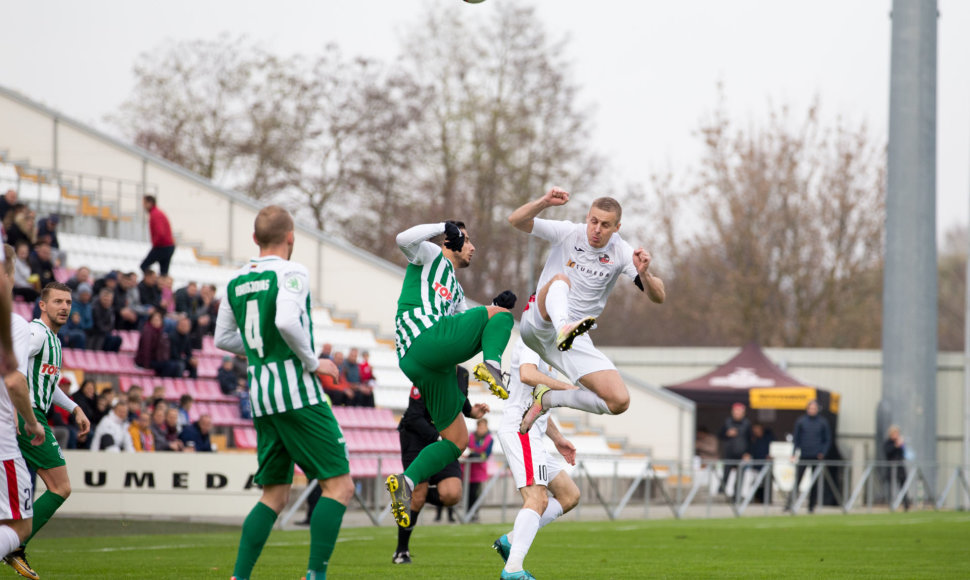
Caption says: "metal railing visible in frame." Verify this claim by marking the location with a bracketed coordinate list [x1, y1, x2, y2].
[282, 457, 970, 527]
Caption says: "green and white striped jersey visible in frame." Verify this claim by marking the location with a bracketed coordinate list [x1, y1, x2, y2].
[395, 226, 467, 359]
[27, 319, 62, 412]
[218, 256, 325, 417]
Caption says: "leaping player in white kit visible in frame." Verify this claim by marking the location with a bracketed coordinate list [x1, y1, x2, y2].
[0, 244, 45, 580]
[508, 187, 665, 433]
[492, 338, 580, 580]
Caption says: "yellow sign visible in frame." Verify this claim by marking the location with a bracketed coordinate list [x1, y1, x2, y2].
[749, 387, 818, 410]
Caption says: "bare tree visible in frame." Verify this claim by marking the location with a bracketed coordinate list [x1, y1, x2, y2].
[398, 4, 600, 301]
[597, 98, 886, 348]
[939, 225, 967, 351]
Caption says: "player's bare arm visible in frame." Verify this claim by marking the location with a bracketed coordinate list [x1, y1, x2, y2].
[0, 273, 16, 375]
[3, 372, 44, 445]
[508, 187, 570, 233]
[519, 363, 577, 392]
[633, 248, 665, 304]
[545, 419, 576, 466]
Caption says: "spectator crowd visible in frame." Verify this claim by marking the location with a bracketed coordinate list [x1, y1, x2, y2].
[51, 379, 214, 453]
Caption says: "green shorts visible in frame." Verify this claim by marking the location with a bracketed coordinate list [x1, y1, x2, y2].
[254, 404, 350, 486]
[399, 306, 490, 429]
[18, 408, 66, 471]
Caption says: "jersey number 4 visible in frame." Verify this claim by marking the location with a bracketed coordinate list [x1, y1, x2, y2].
[244, 299, 265, 357]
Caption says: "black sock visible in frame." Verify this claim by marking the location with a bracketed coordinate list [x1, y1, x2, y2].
[396, 509, 421, 552]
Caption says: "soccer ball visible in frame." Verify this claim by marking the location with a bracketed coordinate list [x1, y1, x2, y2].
[463, 0, 486, 4]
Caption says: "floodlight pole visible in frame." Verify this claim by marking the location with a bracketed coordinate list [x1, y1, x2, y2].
[882, 0, 938, 492]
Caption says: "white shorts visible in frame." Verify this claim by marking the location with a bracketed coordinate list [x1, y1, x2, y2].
[520, 308, 616, 384]
[498, 431, 567, 489]
[0, 457, 33, 520]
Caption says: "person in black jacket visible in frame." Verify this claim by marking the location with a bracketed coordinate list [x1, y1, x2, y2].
[883, 425, 910, 510]
[785, 400, 832, 513]
[392, 366, 489, 564]
[717, 402, 752, 500]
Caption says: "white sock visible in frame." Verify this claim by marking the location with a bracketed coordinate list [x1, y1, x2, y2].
[538, 497, 564, 528]
[405, 475, 415, 490]
[0, 525, 20, 558]
[545, 280, 570, 330]
[504, 508, 541, 573]
[544, 389, 611, 414]
[485, 359, 502, 371]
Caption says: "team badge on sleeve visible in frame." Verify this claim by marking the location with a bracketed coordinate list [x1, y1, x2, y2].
[284, 272, 305, 293]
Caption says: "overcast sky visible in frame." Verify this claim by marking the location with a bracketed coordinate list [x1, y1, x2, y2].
[2, 0, 968, 240]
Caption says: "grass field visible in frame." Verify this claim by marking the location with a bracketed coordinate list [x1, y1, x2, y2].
[16, 512, 970, 579]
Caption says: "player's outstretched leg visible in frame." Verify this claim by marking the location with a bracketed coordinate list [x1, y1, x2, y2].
[386, 473, 414, 528]
[492, 534, 512, 562]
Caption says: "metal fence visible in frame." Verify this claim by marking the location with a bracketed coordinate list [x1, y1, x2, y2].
[285, 457, 970, 527]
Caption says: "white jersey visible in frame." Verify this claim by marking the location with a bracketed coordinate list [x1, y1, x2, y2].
[0, 315, 31, 460]
[531, 218, 638, 320]
[499, 339, 558, 435]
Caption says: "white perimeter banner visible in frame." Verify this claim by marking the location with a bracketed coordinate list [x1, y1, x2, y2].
[46, 451, 263, 518]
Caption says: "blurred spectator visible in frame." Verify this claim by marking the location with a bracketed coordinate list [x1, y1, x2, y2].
[750, 423, 775, 503]
[58, 302, 88, 349]
[95, 390, 114, 423]
[6, 204, 35, 250]
[359, 350, 375, 386]
[883, 424, 910, 510]
[66, 266, 91, 294]
[218, 355, 239, 395]
[140, 195, 175, 276]
[91, 399, 134, 452]
[319, 343, 333, 360]
[695, 426, 719, 464]
[47, 377, 78, 449]
[465, 417, 494, 522]
[72, 380, 102, 448]
[718, 402, 752, 498]
[28, 241, 56, 289]
[237, 378, 252, 420]
[320, 351, 352, 406]
[129, 411, 155, 452]
[785, 400, 832, 514]
[152, 405, 183, 451]
[12, 241, 39, 302]
[195, 283, 218, 337]
[135, 310, 178, 377]
[92, 270, 118, 297]
[115, 271, 143, 330]
[89, 288, 122, 352]
[177, 394, 193, 431]
[36, 214, 59, 250]
[137, 269, 162, 316]
[169, 316, 198, 378]
[179, 414, 214, 452]
[149, 385, 167, 409]
[0, 189, 17, 223]
[126, 385, 145, 421]
[342, 347, 362, 393]
[67, 282, 94, 336]
[157, 274, 176, 316]
[174, 281, 201, 316]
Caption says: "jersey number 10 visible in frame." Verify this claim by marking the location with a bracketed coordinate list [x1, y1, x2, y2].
[245, 299, 265, 357]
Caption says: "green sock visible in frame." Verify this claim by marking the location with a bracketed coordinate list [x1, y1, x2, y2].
[25, 491, 66, 544]
[481, 311, 514, 363]
[404, 439, 462, 485]
[308, 496, 346, 575]
[232, 501, 278, 579]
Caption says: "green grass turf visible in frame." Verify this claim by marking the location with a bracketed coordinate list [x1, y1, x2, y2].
[17, 512, 970, 579]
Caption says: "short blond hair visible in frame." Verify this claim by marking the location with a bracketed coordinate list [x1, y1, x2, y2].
[591, 197, 622, 222]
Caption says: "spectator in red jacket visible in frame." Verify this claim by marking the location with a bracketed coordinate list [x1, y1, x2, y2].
[140, 195, 176, 276]
[465, 418, 494, 522]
